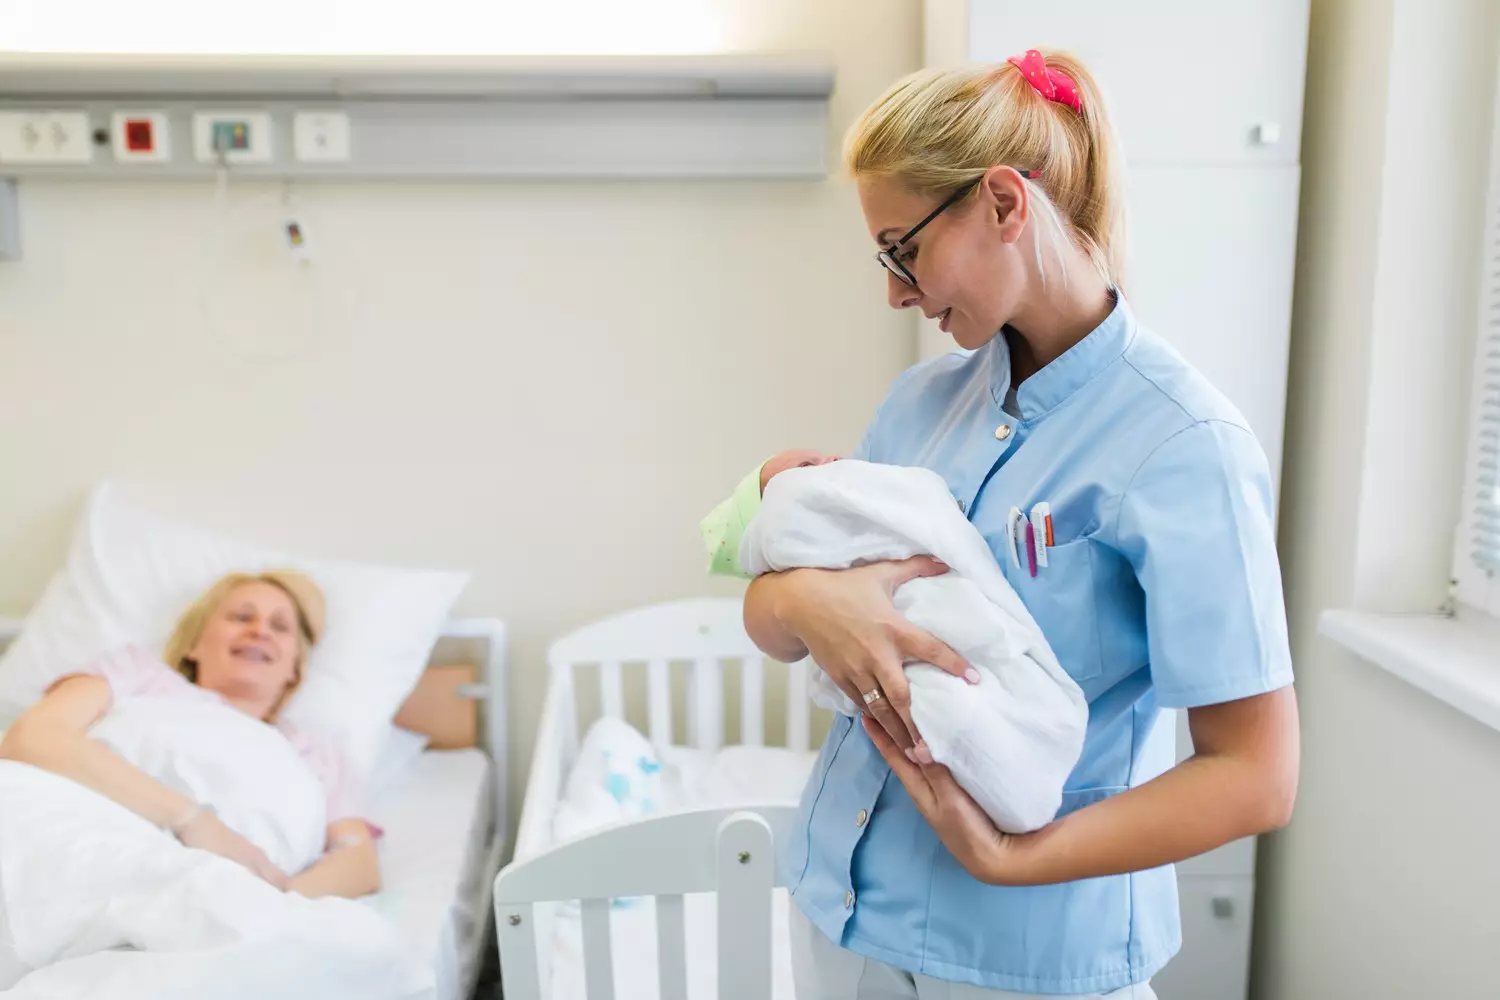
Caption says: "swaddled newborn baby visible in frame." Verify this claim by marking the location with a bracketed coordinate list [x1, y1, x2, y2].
[700, 450, 1088, 833]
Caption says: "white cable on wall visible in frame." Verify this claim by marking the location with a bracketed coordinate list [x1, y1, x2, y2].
[193, 166, 364, 364]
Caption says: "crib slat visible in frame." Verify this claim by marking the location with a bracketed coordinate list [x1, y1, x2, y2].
[692, 656, 723, 752]
[647, 658, 672, 746]
[496, 902, 541, 1000]
[599, 660, 625, 720]
[581, 898, 616, 1000]
[740, 656, 765, 746]
[655, 894, 689, 1000]
[559, 666, 580, 761]
[786, 659, 809, 752]
[717, 813, 774, 1000]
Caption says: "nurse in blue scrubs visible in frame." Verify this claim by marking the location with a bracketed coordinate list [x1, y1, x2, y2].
[743, 49, 1301, 999]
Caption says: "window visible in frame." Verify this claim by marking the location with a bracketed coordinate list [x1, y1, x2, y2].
[1454, 62, 1500, 618]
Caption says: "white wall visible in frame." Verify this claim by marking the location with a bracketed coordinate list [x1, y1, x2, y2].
[1255, 0, 1500, 995]
[0, 0, 922, 826]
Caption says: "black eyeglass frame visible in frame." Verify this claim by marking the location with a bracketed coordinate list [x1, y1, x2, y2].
[875, 170, 1040, 287]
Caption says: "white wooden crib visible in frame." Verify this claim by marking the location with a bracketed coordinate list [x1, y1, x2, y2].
[493, 598, 823, 1000]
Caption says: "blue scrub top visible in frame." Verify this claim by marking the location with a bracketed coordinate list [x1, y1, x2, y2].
[783, 294, 1294, 995]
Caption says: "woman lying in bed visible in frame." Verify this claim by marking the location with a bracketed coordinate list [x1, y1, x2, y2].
[0, 570, 379, 899]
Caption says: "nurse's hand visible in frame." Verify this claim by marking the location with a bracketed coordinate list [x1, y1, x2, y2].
[863, 715, 1022, 886]
[770, 557, 978, 752]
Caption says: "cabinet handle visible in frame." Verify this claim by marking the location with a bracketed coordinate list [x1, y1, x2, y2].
[1212, 895, 1235, 919]
[1252, 122, 1282, 146]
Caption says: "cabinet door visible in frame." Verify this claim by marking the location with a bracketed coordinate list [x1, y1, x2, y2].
[965, 0, 1309, 166]
[1153, 875, 1255, 1000]
[1119, 164, 1300, 500]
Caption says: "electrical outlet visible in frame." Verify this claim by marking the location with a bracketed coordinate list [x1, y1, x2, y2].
[192, 110, 273, 164]
[0, 110, 94, 165]
[293, 110, 351, 163]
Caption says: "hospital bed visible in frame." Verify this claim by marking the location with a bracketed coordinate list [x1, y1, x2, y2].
[494, 598, 824, 1000]
[0, 614, 510, 1000]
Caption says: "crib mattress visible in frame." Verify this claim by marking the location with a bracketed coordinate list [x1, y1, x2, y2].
[366, 748, 496, 1000]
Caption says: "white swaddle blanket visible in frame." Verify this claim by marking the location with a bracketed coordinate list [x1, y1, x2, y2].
[739, 459, 1088, 833]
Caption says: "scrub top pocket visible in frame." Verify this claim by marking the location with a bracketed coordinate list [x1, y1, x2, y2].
[998, 535, 1105, 683]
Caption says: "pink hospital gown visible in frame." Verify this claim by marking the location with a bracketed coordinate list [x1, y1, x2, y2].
[65, 645, 375, 832]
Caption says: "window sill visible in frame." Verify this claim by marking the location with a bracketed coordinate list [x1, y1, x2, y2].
[1319, 607, 1500, 733]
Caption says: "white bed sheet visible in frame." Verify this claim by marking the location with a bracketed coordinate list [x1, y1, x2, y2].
[545, 736, 818, 1000]
[366, 748, 495, 1000]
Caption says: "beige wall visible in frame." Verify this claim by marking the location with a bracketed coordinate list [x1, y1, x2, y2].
[1254, 0, 1500, 995]
[0, 0, 921, 825]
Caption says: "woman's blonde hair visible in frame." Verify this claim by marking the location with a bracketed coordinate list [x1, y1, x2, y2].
[843, 51, 1127, 289]
[163, 570, 325, 717]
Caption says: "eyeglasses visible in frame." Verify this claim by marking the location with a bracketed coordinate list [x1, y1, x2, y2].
[875, 171, 1040, 287]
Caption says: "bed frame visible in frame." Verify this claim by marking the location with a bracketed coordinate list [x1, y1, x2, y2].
[0, 613, 511, 1000]
[493, 597, 824, 1000]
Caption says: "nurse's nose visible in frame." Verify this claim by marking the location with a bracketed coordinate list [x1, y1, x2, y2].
[888, 272, 921, 310]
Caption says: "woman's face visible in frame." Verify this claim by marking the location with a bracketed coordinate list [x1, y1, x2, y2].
[858, 170, 1030, 352]
[189, 581, 301, 712]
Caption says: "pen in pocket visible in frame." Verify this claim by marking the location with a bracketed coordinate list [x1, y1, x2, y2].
[1025, 520, 1038, 577]
[1006, 506, 1024, 570]
[1029, 502, 1052, 569]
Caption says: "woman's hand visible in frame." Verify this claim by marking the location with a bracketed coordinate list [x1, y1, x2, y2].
[863, 716, 1023, 885]
[771, 556, 979, 752]
[177, 810, 290, 890]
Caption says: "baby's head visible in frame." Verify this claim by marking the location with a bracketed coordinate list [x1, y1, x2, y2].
[760, 449, 839, 494]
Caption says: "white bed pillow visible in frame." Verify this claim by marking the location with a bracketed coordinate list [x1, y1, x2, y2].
[0, 483, 469, 778]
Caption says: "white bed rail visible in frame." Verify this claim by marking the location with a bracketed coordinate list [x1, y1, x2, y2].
[496, 804, 797, 1000]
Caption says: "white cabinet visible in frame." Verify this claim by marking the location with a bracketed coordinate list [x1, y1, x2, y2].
[965, 0, 1310, 167]
[1119, 164, 1302, 497]
[1154, 875, 1258, 1000]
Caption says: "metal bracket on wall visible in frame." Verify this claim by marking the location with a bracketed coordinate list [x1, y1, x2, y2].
[0, 52, 837, 182]
[0, 179, 19, 261]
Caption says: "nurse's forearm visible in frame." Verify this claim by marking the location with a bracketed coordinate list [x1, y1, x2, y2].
[742, 574, 810, 664]
[1008, 757, 1280, 884]
[1001, 688, 1299, 885]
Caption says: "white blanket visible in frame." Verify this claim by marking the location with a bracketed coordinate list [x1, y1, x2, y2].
[0, 698, 434, 999]
[739, 459, 1089, 833]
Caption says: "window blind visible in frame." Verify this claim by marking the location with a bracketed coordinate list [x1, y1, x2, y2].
[1469, 77, 1500, 575]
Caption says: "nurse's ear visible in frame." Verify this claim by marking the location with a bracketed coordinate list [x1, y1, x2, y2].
[980, 165, 1030, 245]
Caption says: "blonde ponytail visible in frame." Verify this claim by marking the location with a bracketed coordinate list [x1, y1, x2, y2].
[844, 50, 1127, 289]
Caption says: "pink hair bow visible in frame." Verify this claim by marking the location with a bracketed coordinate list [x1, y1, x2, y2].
[1007, 49, 1082, 114]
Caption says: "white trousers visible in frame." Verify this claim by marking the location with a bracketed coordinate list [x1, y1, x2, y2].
[790, 906, 1156, 1000]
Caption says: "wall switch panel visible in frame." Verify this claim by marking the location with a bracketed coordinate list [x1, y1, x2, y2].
[111, 110, 171, 163]
[293, 110, 352, 163]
